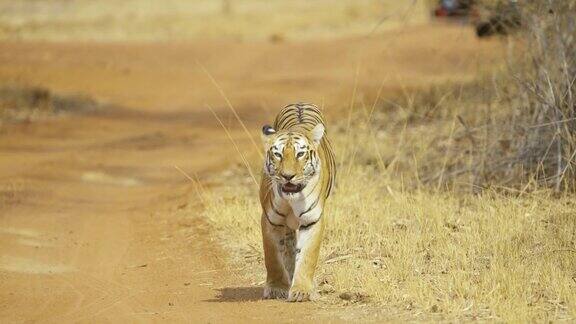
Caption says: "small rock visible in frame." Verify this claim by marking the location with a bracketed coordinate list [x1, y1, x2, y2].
[339, 292, 370, 303]
[339, 292, 353, 301]
[269, 33, 285, 43]
[319, 284, 335, 295]
[393, 219, 408, 230]
[371, 259, 384, 269]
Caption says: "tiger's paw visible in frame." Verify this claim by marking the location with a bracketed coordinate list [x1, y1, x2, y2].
[263, 285, 288, 300]
[287, 287, 317, 302]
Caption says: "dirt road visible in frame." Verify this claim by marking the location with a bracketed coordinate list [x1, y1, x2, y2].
[0, 24, 501, 322]
[1, 107, 337, 322]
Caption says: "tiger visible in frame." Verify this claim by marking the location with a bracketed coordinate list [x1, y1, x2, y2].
[259, 102, 336, 302]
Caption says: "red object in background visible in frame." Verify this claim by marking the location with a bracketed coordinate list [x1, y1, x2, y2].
[434, 0, 473, 17]
[435, 8, 449, 17]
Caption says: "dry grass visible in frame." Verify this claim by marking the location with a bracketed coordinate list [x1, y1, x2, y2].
[198, 97, 576, 320]
[0, 0, 429, 41]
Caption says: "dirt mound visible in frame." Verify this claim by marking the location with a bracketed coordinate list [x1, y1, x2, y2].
[0, 86, 98, 124]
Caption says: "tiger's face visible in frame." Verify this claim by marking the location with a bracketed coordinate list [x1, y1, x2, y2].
[261, 124, 324, 196]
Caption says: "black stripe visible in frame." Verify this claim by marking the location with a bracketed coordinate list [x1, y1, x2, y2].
[299, 196, 319, 218]
[272, 203, 286, 217]
[299, 218, 319, 230]
[265, 211, 284, 227]
[297, 104, 304, 123]
[274, 103, 326, 131]
[304, 174, 320, 199]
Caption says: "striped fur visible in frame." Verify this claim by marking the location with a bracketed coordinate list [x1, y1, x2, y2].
[259, 103, 336, 302]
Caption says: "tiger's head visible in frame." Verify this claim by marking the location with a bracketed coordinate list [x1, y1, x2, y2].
[261, 124, 324, 196]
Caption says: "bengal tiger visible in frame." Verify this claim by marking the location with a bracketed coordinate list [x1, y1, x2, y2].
[259, 102, 336, 302]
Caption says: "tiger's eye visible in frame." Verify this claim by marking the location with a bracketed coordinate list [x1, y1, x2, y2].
[296, 151, 305, 158]
[273, 152, 282, 159]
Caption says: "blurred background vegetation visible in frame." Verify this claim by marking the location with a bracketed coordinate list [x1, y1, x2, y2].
[0, 0, 429, 41]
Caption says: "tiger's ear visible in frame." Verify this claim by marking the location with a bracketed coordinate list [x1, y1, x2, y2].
[261, 125, 276, 147]
[310, 123, 325, 146]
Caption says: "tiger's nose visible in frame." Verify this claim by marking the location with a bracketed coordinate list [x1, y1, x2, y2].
[281, 173, 295, 181]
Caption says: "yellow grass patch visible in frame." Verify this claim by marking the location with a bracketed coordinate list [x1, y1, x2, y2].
[203, 166, 575, 321]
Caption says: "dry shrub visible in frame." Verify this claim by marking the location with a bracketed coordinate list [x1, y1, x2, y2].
[346, 78, 503, 192]
[381, 1, 576, 192]
[501, 1, 576, 191]
[468, 1, 576, 191]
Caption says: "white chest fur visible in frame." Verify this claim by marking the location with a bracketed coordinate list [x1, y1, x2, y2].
[269, 175, 323, 231]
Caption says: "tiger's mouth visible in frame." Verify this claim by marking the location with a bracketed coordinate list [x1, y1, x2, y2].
[281, 182, 304, 194]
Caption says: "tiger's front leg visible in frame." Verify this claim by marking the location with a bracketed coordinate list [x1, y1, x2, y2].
[288, 216, 325, 302]
[261, 214, 290, 299]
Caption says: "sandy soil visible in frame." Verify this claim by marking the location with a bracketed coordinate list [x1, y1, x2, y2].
[0, 24, 502, 322]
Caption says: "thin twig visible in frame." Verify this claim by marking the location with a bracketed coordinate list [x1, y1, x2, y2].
[174, 165, 207, 207]
[206, 104, 258, 186]
[196, 61, 262, 159]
